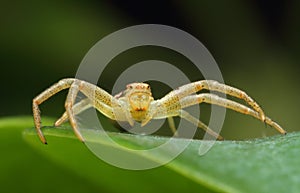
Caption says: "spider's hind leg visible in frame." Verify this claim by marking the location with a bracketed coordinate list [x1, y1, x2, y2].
[179, 110, 224, 140]
[179, 93, 287, 135]
[167, 117, 178, 136]
[55, 98, 92, 127]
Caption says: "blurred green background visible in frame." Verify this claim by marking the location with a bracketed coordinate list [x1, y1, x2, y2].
[1, 0, 300, 192]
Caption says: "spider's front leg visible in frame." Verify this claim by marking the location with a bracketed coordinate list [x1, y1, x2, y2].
[149, 82, 287, 139]
[33, 78, 122, 144]
[35, 79, 88, 143]
[33, 78, 76, 144]
[161, 80, 267, 122]
[57, 83, 132, 135]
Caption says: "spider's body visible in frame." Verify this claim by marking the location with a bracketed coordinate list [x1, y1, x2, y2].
[33, 78, 286, 144]
[118, 83, 153, 122]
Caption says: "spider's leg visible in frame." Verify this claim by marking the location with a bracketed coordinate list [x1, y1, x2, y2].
[200, 80, 266, 122]
[167, 117, 178, 136]
[179, 110, 224, 140]
[55, 99, 131, 128]
[151, 107, 223, 139]
[33, 78, 76, 144]
[57, 81, 133, 129]
[149, 101, 223, 139]
[179, 93, 286, 134]
[77, 81, 130, 121]
[33, 78, 120, 144]
[64, 80, 119, 142]
[65, 81, 85, 142]
[55, 98, 92, 127]
[264, 117, 287, 135]
[160, 80, 266, 121]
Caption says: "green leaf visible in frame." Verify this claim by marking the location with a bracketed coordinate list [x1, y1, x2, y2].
[23, 119, 300, 193]
[23, 126, 211, 193]
[0, 116, 104, 193]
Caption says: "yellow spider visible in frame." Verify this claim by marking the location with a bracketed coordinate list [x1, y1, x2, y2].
[33, 78, 286, 144]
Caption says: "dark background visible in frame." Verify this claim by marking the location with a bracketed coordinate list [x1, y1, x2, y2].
[1, 0, 299, 140]
[1, 1, 300, 193]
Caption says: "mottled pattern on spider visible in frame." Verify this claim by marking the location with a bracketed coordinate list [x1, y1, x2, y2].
[33, 78, 286, 144]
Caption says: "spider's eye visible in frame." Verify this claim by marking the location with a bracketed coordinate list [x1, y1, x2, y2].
[147, 85, 150, 89]
[127, 85, 133, 89]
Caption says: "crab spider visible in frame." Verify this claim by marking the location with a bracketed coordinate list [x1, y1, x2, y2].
[32, 78, 286, 144]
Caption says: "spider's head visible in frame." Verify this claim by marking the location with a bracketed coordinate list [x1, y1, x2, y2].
[125, 83, 153, 112]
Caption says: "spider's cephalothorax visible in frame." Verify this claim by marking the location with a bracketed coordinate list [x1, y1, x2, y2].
[121, 83, 154, 122]
[33, 78, 287, 144]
